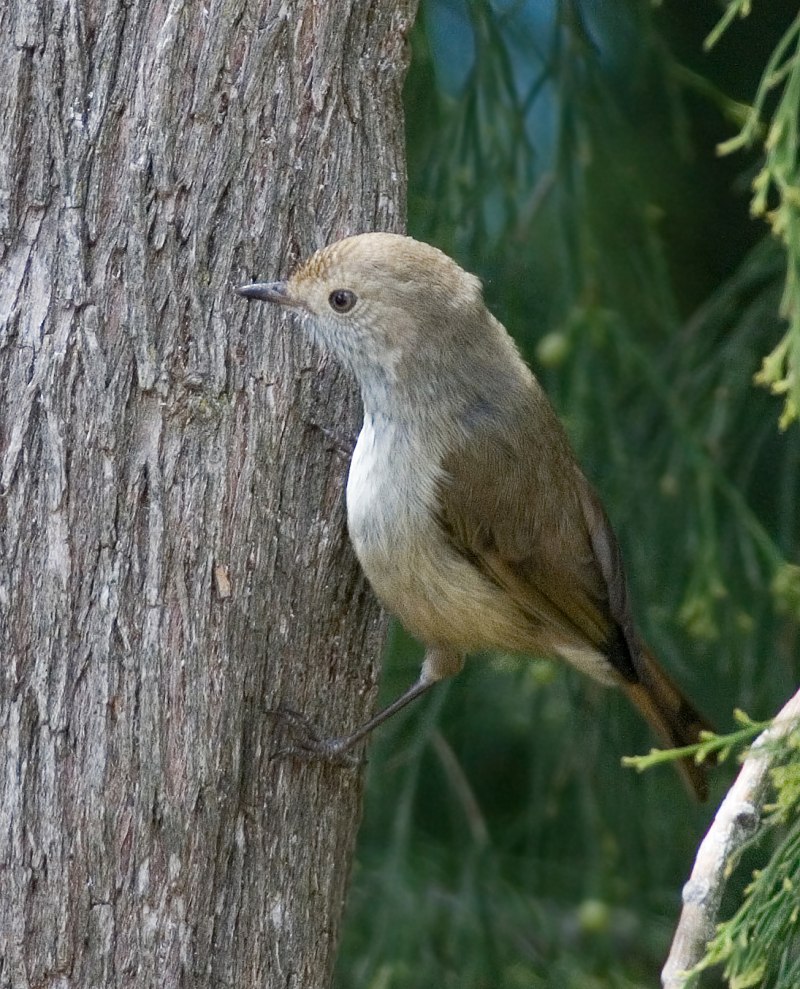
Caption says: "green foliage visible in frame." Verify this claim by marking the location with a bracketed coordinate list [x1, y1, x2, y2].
[336, 2, 800, 987]
[709, 4, 800, 429]
[706, 0, 800, 429]
[342, 640, 687, 989]
[622, 709, 770, 779]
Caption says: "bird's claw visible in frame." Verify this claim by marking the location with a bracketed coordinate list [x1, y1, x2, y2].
[267, 705, 364, 768]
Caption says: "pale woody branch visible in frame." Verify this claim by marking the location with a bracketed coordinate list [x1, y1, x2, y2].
[662, 687, 800, 989]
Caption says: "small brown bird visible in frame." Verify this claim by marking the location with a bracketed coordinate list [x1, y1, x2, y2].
[238, 233, 712, 799]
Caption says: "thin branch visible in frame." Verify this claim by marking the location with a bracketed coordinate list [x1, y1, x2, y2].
[662, 686, 800, 989]
[430, 730, 490, 847]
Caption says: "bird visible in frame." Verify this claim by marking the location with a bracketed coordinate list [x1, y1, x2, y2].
[237, 232, 712, 799]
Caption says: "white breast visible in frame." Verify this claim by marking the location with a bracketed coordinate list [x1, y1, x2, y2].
[345, 413, 509, 651]
[346, 414, 387, 533]
[346, 413, 441, 556]
[346, 413, 445, 619]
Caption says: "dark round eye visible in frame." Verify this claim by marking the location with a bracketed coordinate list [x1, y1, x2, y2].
[329, 289, 357, 314]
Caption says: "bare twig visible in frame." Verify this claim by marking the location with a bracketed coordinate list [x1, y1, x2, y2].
[662, 687, 800, 989]
[430, 730, 490, 847]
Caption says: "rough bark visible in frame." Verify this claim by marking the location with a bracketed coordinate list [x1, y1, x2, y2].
[0, 1, 417, 986]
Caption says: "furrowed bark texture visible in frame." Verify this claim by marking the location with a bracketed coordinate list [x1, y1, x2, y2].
[0, 1, 417, 986]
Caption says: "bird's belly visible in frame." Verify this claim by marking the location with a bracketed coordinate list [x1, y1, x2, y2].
[348, 463, 532, 652]
[353, 516, 516, 649]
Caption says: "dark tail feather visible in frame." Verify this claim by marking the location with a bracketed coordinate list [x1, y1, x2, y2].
[622, 647, 714, 801]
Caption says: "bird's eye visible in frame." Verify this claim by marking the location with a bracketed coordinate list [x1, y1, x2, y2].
[329, 289, 357, 314]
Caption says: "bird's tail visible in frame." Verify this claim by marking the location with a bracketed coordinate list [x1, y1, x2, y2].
[622, 646, 714, 801]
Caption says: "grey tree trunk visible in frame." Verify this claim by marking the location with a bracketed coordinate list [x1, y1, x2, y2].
[0, 2, 417, 986]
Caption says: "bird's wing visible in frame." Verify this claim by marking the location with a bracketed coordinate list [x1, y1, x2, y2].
[436, 396, 639, 683]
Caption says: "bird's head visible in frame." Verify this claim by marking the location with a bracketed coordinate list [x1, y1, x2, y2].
[238, 233, 489, 409]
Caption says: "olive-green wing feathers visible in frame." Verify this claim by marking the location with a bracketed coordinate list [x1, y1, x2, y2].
[435, 394, 638, 683]
[434, 393, 713, 799]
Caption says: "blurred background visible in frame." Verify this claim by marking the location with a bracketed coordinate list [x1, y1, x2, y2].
[336, 2, 800, 986]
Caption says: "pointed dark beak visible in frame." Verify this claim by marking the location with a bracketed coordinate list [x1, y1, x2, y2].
[236, 281, 293, 305]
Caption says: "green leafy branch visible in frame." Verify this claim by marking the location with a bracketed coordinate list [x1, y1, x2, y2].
[708, 5, 800, 429]
[622, 709, 771, 779]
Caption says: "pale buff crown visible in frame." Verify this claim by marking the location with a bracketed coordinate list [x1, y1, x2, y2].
[285, 232, 484, 329]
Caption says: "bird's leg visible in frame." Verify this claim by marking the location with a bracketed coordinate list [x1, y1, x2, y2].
[271, 647, 464, 765]
[270, 678, 435, 766]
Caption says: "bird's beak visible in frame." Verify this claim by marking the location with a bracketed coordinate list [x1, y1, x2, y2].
[236, 280, 294, 306]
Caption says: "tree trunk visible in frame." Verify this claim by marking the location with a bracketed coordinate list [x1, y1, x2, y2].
[0, 2, 417, 986]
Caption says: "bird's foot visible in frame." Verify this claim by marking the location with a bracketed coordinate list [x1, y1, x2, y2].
[267, 705, 364, 768]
